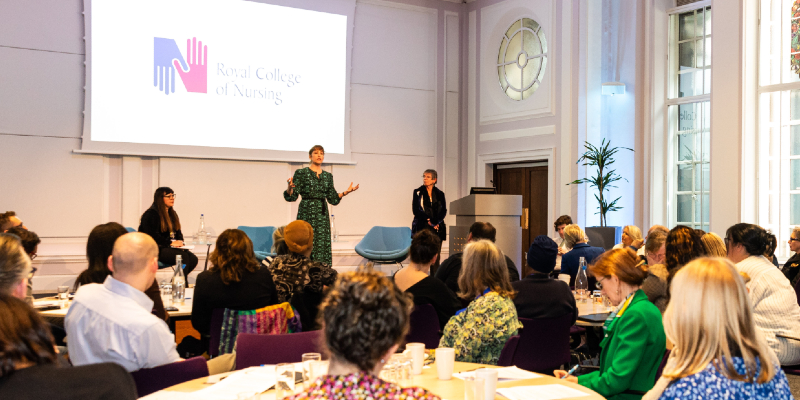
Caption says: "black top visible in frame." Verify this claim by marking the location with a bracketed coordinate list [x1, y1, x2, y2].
[435, 252, 520, 294]
[511, 273, 577, 324]
[783, 252, 800, 289]
[191, 265, 280, 335]
[138, 206, 184, 248]
[412, 185, 447, 240]
[404, 276, 461, 330]
[0, 363, 136, 400]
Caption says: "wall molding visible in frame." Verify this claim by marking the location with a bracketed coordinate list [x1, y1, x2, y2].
[479, 125, 555, 141]
[356, 0, 437, 14]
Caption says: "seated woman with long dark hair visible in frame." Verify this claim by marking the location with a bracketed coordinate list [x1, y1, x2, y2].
[0, 294, 136, 400]
[137, 187, 198, 275]
[191, 229, 279, 336]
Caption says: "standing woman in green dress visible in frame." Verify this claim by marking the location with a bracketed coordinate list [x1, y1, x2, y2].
[284, 145, 359, 266]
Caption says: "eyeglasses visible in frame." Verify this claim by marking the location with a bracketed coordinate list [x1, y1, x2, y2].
[596, 276, 609, 290]
[163, 194, 176, 199]
[28, 266, 37, 279]
[30, 254, 37, 260]
[790, 238, 800, 242]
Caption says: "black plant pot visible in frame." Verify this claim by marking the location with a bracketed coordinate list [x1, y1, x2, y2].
[585, 226, 622, 251]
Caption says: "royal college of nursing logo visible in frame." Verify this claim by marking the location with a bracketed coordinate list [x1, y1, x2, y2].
[153, 37, 207, 95]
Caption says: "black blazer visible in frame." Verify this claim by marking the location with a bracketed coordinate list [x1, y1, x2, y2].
[411, 185, 447, 240]
[511, 272, 577, 324]
[138, 206, 183, 248]
[435, 252, 520, 294]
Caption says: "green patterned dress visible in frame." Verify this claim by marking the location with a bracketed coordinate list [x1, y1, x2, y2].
[284, 167, 341, 266]
[439, 291, 522, 365]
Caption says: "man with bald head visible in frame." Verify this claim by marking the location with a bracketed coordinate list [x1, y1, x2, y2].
[65, 233, 181, 372]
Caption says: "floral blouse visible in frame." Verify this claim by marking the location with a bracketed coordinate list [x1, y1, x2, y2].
[287, 371, 440, 400]
[439, 291, 522, 365]
[658, 357, 792, 400]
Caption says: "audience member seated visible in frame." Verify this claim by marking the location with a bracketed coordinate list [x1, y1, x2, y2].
[287, 271, 440, 400]
[512, 235, 576, 323]
[560, 224, 604, 289]
[644, 257, 792, 400]
[262, 225, 289, 268]
[435, 222, 520, 294]
[0, 211, 26, 232]
[0, 294, 137, 400]
[781, 227, 800, 287]
[665, 225, 704, 283]
[439, 240, 522, 365]
[393, 230, 460, 330]
[137, 187, 199, 276]
[613, 225, 642, 250]
[555, 248, 666, 397]
[66, 232, 182, 371]
[726, 223, 800, 365]
[0, 234, 31, 300]
[73, 223, 168, 322]
[5, 227, 39, 305]
[640, 231, 669, 312]
[192, 229, 279, 337]
[268, 220, 337, 330]
[700, 232, 727, 258]
[634, 225, 669, 256]
[553, 215, 573, 271]
[765, 231, 779, 267]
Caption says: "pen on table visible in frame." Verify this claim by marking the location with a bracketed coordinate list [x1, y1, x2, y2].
[561, 364, 579, 379]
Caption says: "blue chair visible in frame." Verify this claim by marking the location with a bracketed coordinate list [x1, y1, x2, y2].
[355, 226, 412, 267]
[125, 227, 136, 233]
[238, 226, 277, 262]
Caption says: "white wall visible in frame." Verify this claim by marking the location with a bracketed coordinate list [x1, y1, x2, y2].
[0, 0, 462, 291]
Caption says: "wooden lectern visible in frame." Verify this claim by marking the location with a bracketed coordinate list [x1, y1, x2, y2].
[449, 194, 523, 276]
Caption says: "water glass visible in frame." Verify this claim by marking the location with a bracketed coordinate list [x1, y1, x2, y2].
[391, 355, 412, 387]
[57, 286, 69, 308]
[308, 360, 327, 382]
[463, 376, 485, 400]
[162, 283, 173, 307]
[301, 353, 321, 385]
[379, 360, 399, 383]
[275, 363, 295, 399]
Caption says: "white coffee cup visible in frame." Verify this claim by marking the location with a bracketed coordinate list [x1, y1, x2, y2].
[475, 368, 498, 400]
[404, 343, 426, 375]
[434, 347, 455, 380]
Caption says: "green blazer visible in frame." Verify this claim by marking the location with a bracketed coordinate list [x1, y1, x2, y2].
[577, 289, 666, 400]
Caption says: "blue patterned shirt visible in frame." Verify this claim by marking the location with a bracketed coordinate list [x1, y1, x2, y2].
[659, 357, 792, 400]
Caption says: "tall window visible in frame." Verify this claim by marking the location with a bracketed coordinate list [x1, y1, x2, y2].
[668, 5, 711, 230]
[758, 0, 800, 259]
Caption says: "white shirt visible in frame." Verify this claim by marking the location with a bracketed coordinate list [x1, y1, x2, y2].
[65, 276, 181, 372]
[554, 237, 570, 271]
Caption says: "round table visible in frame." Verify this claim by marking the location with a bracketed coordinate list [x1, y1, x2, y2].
[576, 299, 614, 327]
[157, 361, 604, 399]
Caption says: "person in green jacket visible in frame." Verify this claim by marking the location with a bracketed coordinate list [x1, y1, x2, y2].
[555, 248, 666, 400]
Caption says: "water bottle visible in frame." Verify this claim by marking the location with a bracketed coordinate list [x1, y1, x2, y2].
[172, 254, 185, 304]
[331, 214, 338, 242]
[575, 257, 588, 301]
[196, 214, 207, 245]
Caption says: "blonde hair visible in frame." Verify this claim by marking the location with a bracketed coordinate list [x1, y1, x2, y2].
[663, 257, 776, 384]
[700, 233, 727, 258]
[457, 240, 515, 300]
[563, 225, 586, 248]
[624, 225, 643, 241]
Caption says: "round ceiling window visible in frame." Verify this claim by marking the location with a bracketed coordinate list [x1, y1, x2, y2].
[497, 18, 548, 101]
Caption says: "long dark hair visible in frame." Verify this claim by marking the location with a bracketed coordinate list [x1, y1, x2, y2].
[152, 187, 181, 233]
[74, 222, 128, 290]
[209, 229, 260, 285]
[0, 294, 57, 377]
[665, 225, 704, 282]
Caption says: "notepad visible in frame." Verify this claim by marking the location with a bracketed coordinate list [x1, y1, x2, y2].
[191, 366, 277, 400]
[454, 366, 543, 381]
[497, 384, 590, 400]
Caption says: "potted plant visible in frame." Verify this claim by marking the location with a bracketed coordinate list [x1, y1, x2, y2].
[567, 139, 633, 250]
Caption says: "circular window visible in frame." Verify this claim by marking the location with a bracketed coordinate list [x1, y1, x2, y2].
[497, 18, 548, 101]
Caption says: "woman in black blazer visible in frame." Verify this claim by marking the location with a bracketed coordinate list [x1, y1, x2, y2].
[138, 187, 199, 275]
[412, 170, 446, 274]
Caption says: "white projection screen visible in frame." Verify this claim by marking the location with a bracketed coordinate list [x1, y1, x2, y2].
[79, 0, 356, 163]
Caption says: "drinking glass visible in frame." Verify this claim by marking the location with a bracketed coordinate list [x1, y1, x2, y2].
[275, 363, 295, 399]
[391, 355, 412, 387]
[463, 376, 485, 400]
[57, 286, 69, 308]
[301, 353, 321, 386]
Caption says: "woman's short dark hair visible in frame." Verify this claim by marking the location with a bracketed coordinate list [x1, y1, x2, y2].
[209, 229, 260, 285]
[0, 294, 57, 377]
[423, 169, 438, 182]
[152, 187, 181, 233]
[5, 228, 40, 255]
[309, 145, 325, 156]
[469, 222, 496, 242]
[764, 231, 778, 259]
[409, 230, 441, 264]
[74, 222, 128, 290]
[554, 215, 573, 229]
[319, 271, 413, 372]
[665, 225, 704, 281]
[726, 223, 771, 257]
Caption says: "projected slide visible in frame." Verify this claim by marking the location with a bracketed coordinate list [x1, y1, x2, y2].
[88, 0, 347, 153]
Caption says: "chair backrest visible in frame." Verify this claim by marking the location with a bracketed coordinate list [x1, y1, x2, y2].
[236, 331, 324, 369]
[655, 349, 672, 382]
[130, 356, 208, 397]
[125, 227, 136, 233]
[511, 315, 573, 373]
[497, 335, 521, 367]
[357, 226, 412, 251]
[208, 308, 225, 358]
[237, 226, 277, 253]
[404, 303, 441, 349]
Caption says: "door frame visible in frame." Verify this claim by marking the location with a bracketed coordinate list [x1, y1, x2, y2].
[478, 148, 556, 236]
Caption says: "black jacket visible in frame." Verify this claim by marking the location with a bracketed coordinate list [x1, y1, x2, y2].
[0, 363, 136, 400]
[435, 252, 520, 294]
[412, 185, 447, 240]
[138, 206, 183, 248]
[783, 252, 800, 288]
[511, 272, 577, 324]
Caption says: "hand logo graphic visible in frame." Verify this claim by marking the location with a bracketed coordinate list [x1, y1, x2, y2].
[174, 37, 207, 93]
[153, 38, 189, 95]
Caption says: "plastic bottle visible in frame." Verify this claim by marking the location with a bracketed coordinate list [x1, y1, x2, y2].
[331, 214, 338, 242]
[172, 254, 185, 304]
[197, 214, 207, 245]
[575, 256, 588, 301]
